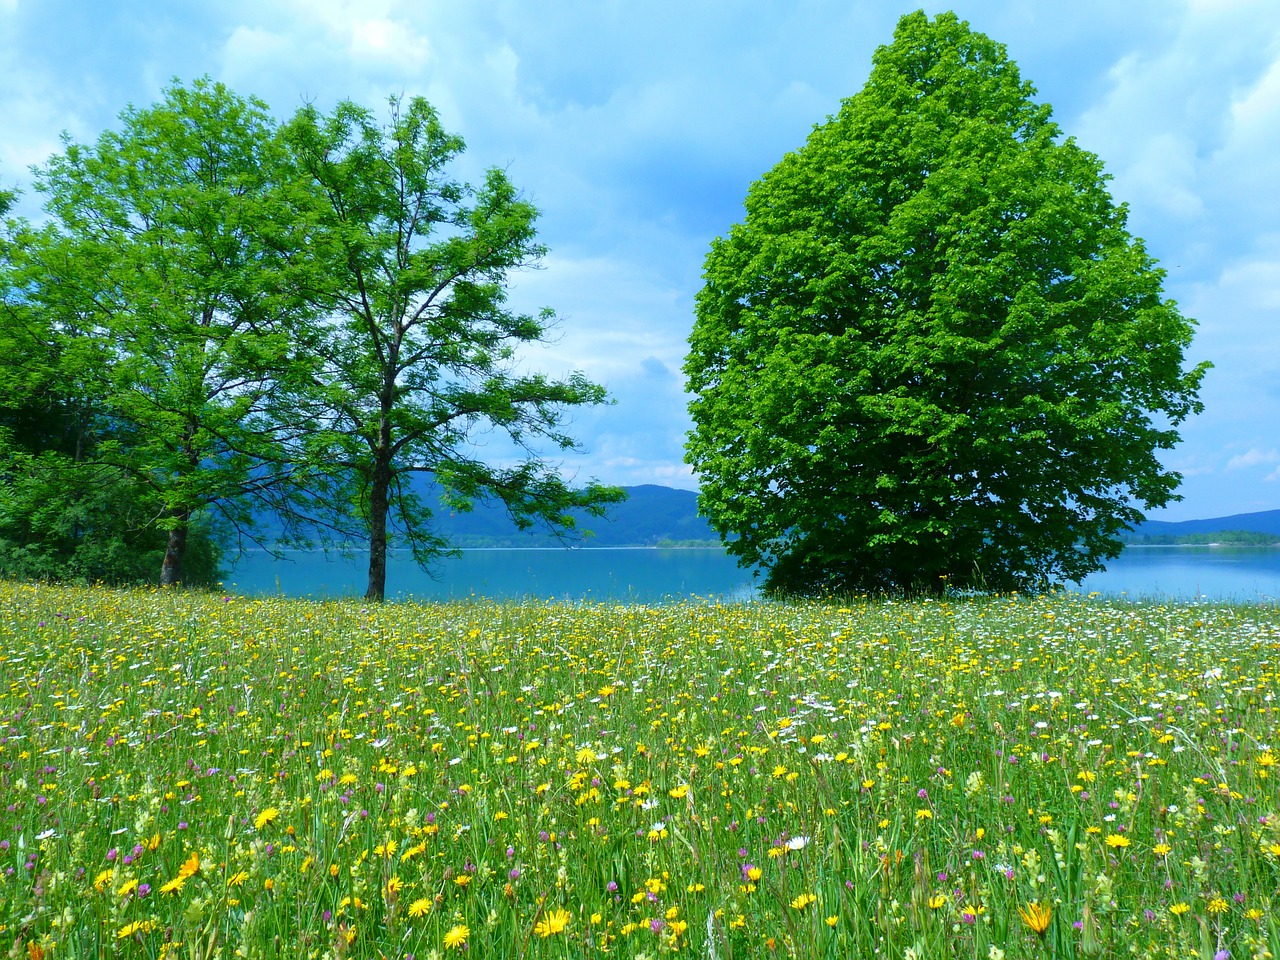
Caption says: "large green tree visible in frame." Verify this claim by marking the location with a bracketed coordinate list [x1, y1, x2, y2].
[0, 184, 227, 585]
[14, 79, 325, 586]
[281, 97, 622, 601]
[685, 11, 1209, 595]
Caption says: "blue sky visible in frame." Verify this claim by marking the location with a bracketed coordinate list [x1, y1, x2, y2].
[2, 1, 1278, 521]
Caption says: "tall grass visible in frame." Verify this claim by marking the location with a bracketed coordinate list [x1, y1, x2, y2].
[1, 582, 1277, 959]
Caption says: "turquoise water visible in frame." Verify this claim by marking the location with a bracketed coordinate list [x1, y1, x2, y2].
[225, 547, 757, 602]
[1076, 545, 1280, 602]
[225, 545, 1280, 603]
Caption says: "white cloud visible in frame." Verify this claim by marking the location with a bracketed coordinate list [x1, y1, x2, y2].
[1072, 4, 1280, 273]
[347, 18, 430, 73]
[223, 26, 292, 63]
[1226, 448, 1280, 471]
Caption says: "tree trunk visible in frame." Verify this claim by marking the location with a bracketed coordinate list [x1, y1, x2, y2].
[160, 515, 190, 587]
[365, 453, 392, 602]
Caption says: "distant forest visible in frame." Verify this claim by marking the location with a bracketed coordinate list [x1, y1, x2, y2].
[1120, 530, 1280, 546]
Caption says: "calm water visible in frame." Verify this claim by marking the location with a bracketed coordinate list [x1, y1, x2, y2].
[1076, 545, 1280, 602]
[226, 547, 757, 602]
[225, 545, 1280, 603]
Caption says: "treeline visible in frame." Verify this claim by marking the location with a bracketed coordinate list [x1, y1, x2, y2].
[0, 79, 619, 600]
[1121, 530, 1280, 546]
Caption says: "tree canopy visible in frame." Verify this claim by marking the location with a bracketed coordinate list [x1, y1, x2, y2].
[0, 81, 618, 595]
[281, 97, 622, 600]
[5, 79, 324, 586]
[685, 11, 1209, 596]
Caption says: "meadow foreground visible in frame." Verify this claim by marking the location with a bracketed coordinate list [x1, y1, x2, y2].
[1, 583, 1277, 959]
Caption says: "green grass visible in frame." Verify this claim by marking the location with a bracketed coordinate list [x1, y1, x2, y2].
[1, 582, 1278, 959]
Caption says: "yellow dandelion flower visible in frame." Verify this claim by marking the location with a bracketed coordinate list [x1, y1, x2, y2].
[94, 868, 114, 892]
[1104, 834, 1130, 849]
[159, 876, 185, 894]
[1018, 901, 1052, 937]
[1207, 897, 1229, 915]
[117, 920, 155, 939]
[790, 892, 817, 911]
[254, 807, 279, 830]
[928, 894, 948, 909]
[454, 874, 472, 887]
[534, 907, 572, 937]
[825, 915, 839, 927]
[916, 808, 933, 820]
[1257, 752, 1276, 767]
[443, 924, 469, 950]
[408, 897, 431, 918]
[1153, 843, 1172, 857]
[177, 851, 200, 880]
[1169, 903, 1190, 916]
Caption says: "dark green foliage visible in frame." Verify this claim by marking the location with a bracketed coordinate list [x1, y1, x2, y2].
[0, 450, 223, 587]
[685, 11, 1209, 595]
[0, 253, 225, 586]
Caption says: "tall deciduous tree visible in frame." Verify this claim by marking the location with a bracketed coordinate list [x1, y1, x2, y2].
[0, 183, 227, 585]
[18, 78, 323, 585]
[282, 97, 622, 601]
[685, 11, 1209, 595]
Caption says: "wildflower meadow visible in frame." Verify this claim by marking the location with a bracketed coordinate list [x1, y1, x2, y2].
[2, 581, 1278, 960]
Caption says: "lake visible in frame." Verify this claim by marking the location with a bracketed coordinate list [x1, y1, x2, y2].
[1076, 545, 1280, 602]
[226, 547, 757, 602]
[226, 544, 1280, 603]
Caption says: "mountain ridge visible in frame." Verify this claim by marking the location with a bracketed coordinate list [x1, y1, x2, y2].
[1125, 508, 1280, 541]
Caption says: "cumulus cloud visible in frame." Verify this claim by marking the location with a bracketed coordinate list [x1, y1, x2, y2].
[1226, 449, 1280, 471]
[1074, 4, 1280, 270]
